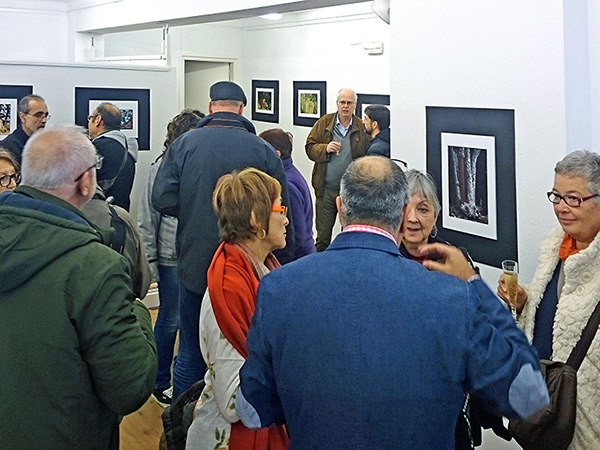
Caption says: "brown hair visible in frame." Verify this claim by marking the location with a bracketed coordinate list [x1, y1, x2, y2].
[259, 128, 293, 160]
[0, 148, 19, 171]
[212, 168, 281, 244]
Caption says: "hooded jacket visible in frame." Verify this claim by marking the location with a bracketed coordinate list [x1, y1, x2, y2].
[92, 129, 136, 210]
[366, 128, 390, 158]
[0, 186, 157, 450]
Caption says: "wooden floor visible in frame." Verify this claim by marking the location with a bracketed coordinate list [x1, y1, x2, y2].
[120, 308, 166, 450]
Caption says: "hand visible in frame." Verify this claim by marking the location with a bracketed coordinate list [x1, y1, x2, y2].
[420, 243, 476, 281]
[497, 274, 527, 312]
[327, 141, 341, 154]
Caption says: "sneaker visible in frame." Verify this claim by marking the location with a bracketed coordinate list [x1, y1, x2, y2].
[152, 386, 173, 407]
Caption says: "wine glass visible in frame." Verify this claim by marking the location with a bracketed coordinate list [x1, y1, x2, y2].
[501, 259, 519, 319]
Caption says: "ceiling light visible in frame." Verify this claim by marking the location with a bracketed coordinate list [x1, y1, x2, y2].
[259, 13, 282, 21]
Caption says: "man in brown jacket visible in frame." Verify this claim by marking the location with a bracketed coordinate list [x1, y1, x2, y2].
[305, 88, 368, 251]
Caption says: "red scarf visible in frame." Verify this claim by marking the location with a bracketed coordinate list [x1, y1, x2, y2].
[558, 233, 580, 261]
[207, 242, 288, 450]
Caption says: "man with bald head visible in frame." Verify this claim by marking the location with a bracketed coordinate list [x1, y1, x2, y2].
[237, 156, 549, 448]
[306, 87, 368, 251]
[1, 94, 49, 166]
[88, 102, 136, 210]
[0, 127, 157, 449]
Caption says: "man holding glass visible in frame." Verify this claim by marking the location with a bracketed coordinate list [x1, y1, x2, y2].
[305, 87, 368, 251]
[1, 94, 49, 167]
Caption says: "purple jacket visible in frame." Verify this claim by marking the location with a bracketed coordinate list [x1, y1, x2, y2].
[283, 157, 315, 259]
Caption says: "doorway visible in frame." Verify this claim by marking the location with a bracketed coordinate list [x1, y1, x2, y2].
[182, 58, 234, 113]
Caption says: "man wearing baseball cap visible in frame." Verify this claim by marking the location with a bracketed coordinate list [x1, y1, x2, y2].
[152, 81, 295, 400]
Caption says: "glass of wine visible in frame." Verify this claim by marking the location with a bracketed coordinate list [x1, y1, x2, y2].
[501, 259, 519, 319]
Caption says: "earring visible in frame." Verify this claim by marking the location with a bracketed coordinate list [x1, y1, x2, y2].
[430, 224, 438, 239]
[257, 229, 266, 240]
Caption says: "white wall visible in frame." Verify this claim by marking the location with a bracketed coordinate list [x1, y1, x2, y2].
[391, 1, 568, 286]
[0, 62, 178, 220]
[240, 3, 390, 187]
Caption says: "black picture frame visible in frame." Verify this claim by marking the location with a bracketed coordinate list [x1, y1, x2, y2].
[356, 93, 390, 119]
[75, 87, 150, 150]
[252, 80, 279, 123]
[0, 84, 33, 135]
[426, 106, 517, 267]
[293, 81, 326, 127]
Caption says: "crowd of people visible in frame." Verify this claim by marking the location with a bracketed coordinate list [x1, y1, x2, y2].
[0, 81, 599, 450]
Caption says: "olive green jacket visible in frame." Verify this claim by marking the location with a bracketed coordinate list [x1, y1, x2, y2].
[305, 113, 368, 197]
[0, 186, 157, 450]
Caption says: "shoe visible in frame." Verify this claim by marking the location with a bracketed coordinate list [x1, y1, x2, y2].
[152, 386, 173, 407]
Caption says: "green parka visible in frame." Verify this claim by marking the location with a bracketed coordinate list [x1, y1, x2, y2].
[0, 186, 157, 450]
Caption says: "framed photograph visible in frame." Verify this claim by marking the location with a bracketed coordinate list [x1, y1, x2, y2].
[356, 93, 390, 119]
[293, 81, 326, 127]
[75, 87, 150, 150]
[426, 106, 516, 267]
[252, 80, 279, 123]
[0, 85, 33, 136]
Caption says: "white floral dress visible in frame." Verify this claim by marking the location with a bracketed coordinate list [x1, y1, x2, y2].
[185, 289, 245, 450]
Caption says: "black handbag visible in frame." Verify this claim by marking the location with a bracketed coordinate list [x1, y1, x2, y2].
[508, 300, 600, 450]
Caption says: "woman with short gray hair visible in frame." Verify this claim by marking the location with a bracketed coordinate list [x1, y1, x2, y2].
[497, 150, 600, 449]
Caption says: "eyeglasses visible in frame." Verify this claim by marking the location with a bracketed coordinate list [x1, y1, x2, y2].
[74, 155, 104, 182]
[547, 191, 599, 207]
[271, 204, 288, 217]
[26, 112, 51, 120]
[0, 172, 21, 187]
[87, 114, 97, 121]
[337, 101, 355, 107]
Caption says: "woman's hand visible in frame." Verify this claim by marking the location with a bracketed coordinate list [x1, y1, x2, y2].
[497, 274, 527, 313]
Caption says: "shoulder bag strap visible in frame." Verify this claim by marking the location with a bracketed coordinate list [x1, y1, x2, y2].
[567, 299, 600, 370]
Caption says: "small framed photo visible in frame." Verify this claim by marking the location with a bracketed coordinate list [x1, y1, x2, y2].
[356, 93, 390, 119]
[0, 85, 33, 137]
[75, 87, 150, 150]
[293, 81, 326, 127]
[252, 80, 279, 123]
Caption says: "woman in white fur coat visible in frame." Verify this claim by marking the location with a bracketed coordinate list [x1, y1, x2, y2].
[497, 150, 600, 449]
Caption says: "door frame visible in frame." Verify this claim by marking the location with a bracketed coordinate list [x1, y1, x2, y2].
[179, 55, 237, 110]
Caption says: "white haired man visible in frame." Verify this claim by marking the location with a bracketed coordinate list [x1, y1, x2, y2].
[0, 126, 157, 450]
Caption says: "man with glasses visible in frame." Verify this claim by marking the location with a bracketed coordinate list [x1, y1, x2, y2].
[88, 102, 137, 210]
[306, 88, 368, 251]
[0, 126, 157, 449]
[0, 94, 50, 167]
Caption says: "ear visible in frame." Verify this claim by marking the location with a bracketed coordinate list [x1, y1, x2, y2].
[336, 196, 343, 226]
[208, 102, 214, 114]
[372, 120, 380, 132]
[76, 170, 92, 199]
[250, 210, 260, 229]
[237, 104, 244, 115]
[396, 204, 409, 241]
[18, 111, 26, 123]
[276, 150, 282, 158]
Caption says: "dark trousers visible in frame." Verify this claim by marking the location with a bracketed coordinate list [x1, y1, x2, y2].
[315, 187, 339, 252]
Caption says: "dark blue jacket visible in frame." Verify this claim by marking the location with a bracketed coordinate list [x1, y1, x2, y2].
[366, 128, 390, 158]
[238, 231, 548, 449]
[0, 126, 29, 167]
[152, 111, 295, 294]
[283, 157, 315, 258]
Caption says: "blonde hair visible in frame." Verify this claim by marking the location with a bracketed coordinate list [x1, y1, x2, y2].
[212, 168, 281, 244]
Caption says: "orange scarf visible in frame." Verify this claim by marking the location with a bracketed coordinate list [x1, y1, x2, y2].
[207, 243, 288, 450]
[558, 233, 580, 261]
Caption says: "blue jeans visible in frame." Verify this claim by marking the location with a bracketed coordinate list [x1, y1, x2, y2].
[154, 265, 180, 390]
[172, 282, 207, 400]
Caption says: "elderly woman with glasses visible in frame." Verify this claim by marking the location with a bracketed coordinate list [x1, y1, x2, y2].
[497, 150, 600, 449]
[185, 168, 289, 450]
[0, 149, 20, 193]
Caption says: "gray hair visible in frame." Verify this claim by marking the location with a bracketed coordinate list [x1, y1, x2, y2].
[18, 94, 46, 114]
[337, 88, 358, 104]
[340, 155, 409, 233]
[405, 169, 441, 219]
[21, 126, 96, 190]
[555, 150, 600, 205]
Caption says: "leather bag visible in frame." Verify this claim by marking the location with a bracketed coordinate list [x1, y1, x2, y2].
[508, 300, 600, 450]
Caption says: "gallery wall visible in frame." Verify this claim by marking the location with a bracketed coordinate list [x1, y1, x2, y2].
[0, 62, 179, 220]
[390, 0, 568, 286]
